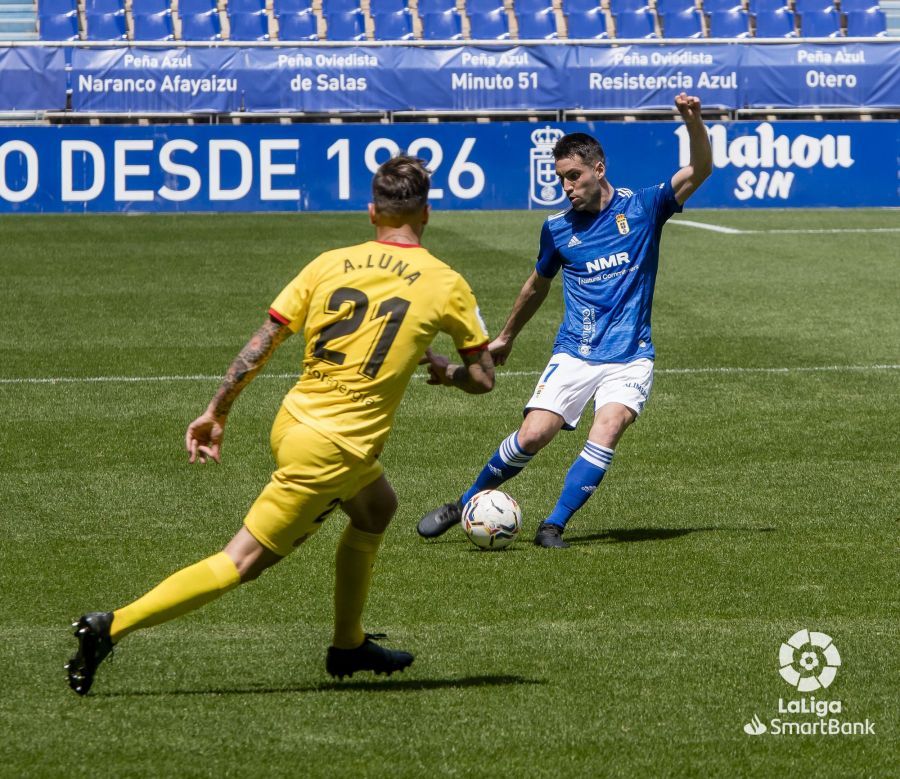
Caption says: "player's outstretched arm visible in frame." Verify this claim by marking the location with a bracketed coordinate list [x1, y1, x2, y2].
[489, 271, 552, 366]
[186, 316, 292, 464]
[671, 93, 712, 206]
[420, 347, 495, 394]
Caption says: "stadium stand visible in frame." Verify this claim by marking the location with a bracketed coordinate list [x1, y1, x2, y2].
[608, 0, 650, 11]
[179, 9, 222, 39]
[420, 8, 463, 37]
[417, 0, 457, 13]
[38, 11, 79, 38]
[799, 6, 844, 33]
[275, 7, 318, 38]
[468, 8, 511, 36]
[324, 9, 365, 39]
[467, 0, 505, 11]
[39, 0, 77, 12]
[845, 4, 887, 30]
[178, 0, 217, 13]
[372, 8, 414, 39]
[614, 7, 658, 35]
[661, 6, 705, 35]
[84, 11, 126, 39]
[515, 0, 555, 10]
[83, 0, 122, 12]
[565, 6, 609, 35]
[228, 0, 266, 13]
[272, 0, 313, 12]
[320, 0, 362, 12]
[707, 7, 751, 34]
[516, 6, 559, 36]
[133, 10, 175, 40]
[656, 0, 700, 14]
[747, 0, 789, 12]
[754, 5, 796, 33]
[703, 0, 744, 11]
[229, 11, 270, 39]
[838, 0, 879, 10]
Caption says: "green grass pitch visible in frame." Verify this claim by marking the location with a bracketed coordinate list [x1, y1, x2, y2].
[0, 210, 896, 778]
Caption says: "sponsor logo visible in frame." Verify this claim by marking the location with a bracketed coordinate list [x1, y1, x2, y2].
[586, 252, 630, 273]
[741, 630, 875, 737]
[529, 126, 566, 207]
[567, 234, 582, 247]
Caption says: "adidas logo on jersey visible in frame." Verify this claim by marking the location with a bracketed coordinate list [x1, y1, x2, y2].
[567, 235, 582, 247]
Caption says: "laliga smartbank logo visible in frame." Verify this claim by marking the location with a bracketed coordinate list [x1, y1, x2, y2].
[742, 629, 875, 737]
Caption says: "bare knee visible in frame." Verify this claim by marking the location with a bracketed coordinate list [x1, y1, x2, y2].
[590, 403, 637, 448]
[224, 526, 282, 583]
[517, 411, 565, 454]
[343, 476, 397, 535]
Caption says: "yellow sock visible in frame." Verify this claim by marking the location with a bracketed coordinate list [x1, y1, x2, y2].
[111, 552, 241, 642]
[333, 524, 385, 650]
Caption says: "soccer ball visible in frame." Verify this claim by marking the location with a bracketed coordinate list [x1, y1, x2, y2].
[461, 490, 522, 550]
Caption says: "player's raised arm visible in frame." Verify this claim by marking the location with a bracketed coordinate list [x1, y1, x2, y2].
[186, 316, 292, 464]
[670, 93, 712, 206]
[420, 347, 494, 394]
[489, 270, 553, 366]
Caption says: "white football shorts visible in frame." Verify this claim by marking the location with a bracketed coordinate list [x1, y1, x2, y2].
[524, 353, 654, 430]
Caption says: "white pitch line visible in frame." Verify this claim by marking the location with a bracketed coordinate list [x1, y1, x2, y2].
[1, 365, 898, 386]
[669, 220, 745, 234]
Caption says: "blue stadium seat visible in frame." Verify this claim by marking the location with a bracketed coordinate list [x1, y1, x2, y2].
[515, 0, 554, 10]
[372, 9, 414, 38]
[229, 11, 270, 38]
[566, 7, 608, 35]
[467, 0, 505, 11]
[608, 0, 649, 11]
[708, 7, 750, 33]
[417, 0, 457, 12]
[38, 11, 79, 39]
[798, 7, 842, 33]
[562, 0, 600, 10]
[178, 0, 218, 14]
[272, 0, 313, 12]
[661, 7, 705, 35]
[131, 0, 171, 12]
[656, 0, 697, 14]
[84, 11, 127, 38]
[325, 9, 365, 38]
[838, 0, 878, 11]
[84, 0, 123, 12]
[420, 8, 463, 37]
[180, 10, 222, 38]
[38, 0, 77, 14]
[614, 7, 657, 35]
[468, 8, 511, 36]
[276, 9, 318, 37]
[754, 7, 796, 34]
[321, 0, 360, 11]
[371, 0, 407, 10]
[793, 0, 837, 13]
[133, 10, 175, 38]
[516, 7, 558, 36]
[747, 0, 788, 12]
[228, 0, 266, 13]
[701, 0, 743, 11]
[845, 6, 886, 33]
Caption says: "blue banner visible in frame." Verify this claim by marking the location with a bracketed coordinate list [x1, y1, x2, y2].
[741, 42, 900, 108]
[51, 42, 900, 114]
[0, 121, 895, 212]
[0, 47, 67, 111]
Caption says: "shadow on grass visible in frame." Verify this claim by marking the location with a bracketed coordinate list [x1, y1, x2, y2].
[95, 674, 542, 699]
[568, 526, 777, 545]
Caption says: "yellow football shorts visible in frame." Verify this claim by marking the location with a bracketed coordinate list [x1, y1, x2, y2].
[243, 405, 384, 557]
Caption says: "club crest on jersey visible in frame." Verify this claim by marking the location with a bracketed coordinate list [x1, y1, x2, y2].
[529, 126, 566, 207]
[615, 214, 630, 235]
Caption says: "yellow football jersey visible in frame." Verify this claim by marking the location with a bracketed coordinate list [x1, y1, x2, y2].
[269, 240, 489, 460]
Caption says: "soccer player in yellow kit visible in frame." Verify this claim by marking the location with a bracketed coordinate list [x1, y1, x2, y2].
[66, 156, 494, 695]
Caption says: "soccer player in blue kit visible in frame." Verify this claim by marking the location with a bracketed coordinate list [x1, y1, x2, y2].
[418, 93, 712, 548]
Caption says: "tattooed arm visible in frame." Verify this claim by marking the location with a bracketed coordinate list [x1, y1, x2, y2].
[185, 316, 292, 464]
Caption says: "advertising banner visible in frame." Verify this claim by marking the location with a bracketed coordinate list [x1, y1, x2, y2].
[0, 46, 67, 111]
[0, 121, 895, 213]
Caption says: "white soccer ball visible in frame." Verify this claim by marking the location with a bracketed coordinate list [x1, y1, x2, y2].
[461, 490, 522, 550]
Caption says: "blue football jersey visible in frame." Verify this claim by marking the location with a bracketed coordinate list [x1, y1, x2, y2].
[535, 181, 682, 363]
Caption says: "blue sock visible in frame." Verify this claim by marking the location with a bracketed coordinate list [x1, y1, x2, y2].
[544, 442, 614, 529]
[461, 432, 534, 506]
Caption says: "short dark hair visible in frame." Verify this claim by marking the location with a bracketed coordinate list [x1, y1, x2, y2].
[372, 155, 430, 217]
[552, 133, 606, 168]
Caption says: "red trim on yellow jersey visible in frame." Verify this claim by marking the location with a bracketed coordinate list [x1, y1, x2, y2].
[268, 307, 291, 325]
[375, 240, 421, 248]
[457, 341, 489, 356]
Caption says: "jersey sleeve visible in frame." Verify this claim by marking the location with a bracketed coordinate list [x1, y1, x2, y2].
[534, 219, 563, 279]
[640, 180, 683, 226]
[440, 274, 490, 355]
[268, 260, 317, 333]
